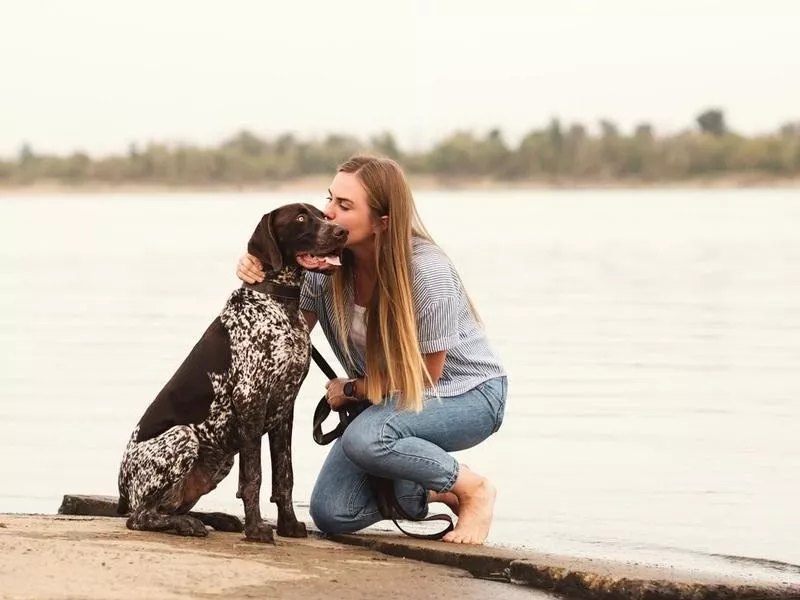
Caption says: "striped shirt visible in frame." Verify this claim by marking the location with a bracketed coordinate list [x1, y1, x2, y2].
[299, 237, 506, 397]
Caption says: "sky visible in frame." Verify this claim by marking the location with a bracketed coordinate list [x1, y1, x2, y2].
[1, 0, 799, 157]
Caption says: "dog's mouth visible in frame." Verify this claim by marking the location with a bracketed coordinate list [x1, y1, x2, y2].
[295, 252, 342, 271]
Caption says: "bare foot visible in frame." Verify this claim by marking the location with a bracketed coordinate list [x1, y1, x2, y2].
[428, 490, 460, 515]
[442, 465, 496, 545]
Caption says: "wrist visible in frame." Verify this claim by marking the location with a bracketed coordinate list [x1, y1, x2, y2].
[344, 378, 365, 400]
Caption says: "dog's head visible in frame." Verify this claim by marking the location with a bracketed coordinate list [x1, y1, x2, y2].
[247, 203, 348, 276]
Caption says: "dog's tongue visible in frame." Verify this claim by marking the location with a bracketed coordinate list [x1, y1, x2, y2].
[324, 255, 341, 266]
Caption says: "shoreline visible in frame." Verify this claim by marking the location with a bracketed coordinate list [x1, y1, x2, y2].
[2, 174, 800, 196]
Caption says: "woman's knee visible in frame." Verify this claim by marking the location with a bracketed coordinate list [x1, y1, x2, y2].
[308, 498, 338, 534]
[309, 485, 354, 535]
[309, 475, 379, 535]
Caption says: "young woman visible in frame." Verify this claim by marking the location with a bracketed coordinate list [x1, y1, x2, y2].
[236, 155, 507, 544]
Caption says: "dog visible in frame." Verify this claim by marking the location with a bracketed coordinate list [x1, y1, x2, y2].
[117, 203, 347, 542]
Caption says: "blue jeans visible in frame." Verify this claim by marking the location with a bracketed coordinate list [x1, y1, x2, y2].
[309, 375, 507, 535]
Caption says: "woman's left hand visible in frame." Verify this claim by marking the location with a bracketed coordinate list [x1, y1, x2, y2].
[326, 378, 356, 411]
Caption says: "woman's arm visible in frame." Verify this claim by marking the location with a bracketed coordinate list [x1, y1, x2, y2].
[302, 309, 317, 332]
[423, 350, 446, 384]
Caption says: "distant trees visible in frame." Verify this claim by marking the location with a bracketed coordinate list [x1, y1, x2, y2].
[1, 109, 798, 187]
[696, 109, 727, 136]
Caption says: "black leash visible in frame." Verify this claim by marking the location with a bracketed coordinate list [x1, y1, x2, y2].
[310, 345, 454, 541]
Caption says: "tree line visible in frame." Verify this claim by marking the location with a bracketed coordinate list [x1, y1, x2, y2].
[2, 109, 799, 187]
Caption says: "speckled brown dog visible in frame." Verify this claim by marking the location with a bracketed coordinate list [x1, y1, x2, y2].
[117, 203, 346, 542]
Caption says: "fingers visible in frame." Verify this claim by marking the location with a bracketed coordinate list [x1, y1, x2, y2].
[327, 394, 350, 411]
[237, 253, 265, 284]
[244, 253, 263, 270]
[325, 378, 344, 394]
[325, 379, 349, 411]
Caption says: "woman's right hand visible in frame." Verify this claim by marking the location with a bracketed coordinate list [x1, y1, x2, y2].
[236, 253, 265, 284]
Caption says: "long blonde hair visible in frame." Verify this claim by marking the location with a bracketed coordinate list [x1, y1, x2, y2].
[329, 155, 438, 411]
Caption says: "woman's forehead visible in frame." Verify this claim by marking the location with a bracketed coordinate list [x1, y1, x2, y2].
[330, 172, 368, 202]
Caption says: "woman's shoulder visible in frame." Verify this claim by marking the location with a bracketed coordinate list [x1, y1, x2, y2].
[410, 237, 460, 297]
[412, 236, 450, 262]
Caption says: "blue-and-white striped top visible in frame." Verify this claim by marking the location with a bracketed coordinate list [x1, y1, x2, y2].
[300, 237, 506, 397]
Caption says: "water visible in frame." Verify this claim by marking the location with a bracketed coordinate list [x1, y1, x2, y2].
[2, 188, 799, 584]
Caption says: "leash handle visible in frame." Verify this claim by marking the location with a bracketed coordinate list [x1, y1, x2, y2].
[370, 476, 454, 541]
[312, 396, 348, 445]
[391, 514, 455, 541]
[310, 344, 346, 444]
[310, 344, 364, 445]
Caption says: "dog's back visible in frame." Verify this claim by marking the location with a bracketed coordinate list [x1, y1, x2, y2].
[135, 316, 233, 444]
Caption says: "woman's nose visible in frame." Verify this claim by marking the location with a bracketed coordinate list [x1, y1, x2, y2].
[323, 202, 336, 220]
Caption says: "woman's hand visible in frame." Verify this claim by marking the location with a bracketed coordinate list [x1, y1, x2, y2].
[325, 378, 358, 411]
[237, 253, 264, 284]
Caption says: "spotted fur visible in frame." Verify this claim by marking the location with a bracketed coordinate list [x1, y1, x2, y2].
[117, 203, 346, 541]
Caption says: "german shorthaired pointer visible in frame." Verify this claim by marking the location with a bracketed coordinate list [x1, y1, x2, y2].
[117, 203, 347, 542]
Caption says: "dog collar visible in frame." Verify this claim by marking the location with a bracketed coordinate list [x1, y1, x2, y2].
[243, 281, 301, 300]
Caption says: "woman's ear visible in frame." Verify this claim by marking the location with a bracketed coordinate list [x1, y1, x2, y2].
[377, 215, 388, 233]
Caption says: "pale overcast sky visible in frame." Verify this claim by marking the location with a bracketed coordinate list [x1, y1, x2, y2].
[1, 0, 798, 157]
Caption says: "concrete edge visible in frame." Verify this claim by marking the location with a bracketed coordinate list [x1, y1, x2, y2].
[326, 533, 800, 600]
[55, 495, 800, 600]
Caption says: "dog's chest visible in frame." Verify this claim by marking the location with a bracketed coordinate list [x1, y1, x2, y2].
[221, 290, 310, 430]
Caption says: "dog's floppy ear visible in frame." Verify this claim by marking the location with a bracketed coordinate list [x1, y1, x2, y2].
[247, 211, 283, 274]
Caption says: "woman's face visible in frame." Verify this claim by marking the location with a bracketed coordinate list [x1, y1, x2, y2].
[323, 171, 383, 248]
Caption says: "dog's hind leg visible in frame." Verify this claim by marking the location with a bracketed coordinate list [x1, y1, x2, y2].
[183, 455, 244, 532]
[119, 425, 207, 537]
[127, 508, 208, 537]
[269, 420, 307, 538]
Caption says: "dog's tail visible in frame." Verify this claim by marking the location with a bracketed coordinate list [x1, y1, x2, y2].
[116, 489, 130, 516]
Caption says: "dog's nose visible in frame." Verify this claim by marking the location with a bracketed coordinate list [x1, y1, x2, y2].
[332, 226, 347, 238]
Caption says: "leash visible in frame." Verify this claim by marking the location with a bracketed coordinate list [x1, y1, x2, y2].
[310, 345, 455, 541]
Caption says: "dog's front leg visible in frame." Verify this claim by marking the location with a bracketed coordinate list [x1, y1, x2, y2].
[234, 384, 273, 543]
[238, 437, 273, 543]
[269, 419, 307, 537]
[236, 457, 246, 499]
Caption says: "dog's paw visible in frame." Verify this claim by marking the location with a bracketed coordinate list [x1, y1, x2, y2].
[244, 521, 275, 544]
[174, 516, 208, 537]
[277, 519, 308, 538]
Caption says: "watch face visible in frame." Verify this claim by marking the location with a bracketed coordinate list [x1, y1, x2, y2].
[344, 381, 355, 397]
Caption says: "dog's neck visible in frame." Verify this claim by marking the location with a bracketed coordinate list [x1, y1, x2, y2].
[242, 266, 303, 300]
[266, 266, 304, 287]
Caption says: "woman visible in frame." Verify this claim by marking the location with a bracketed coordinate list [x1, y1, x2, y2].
[236, 155, 507, 544]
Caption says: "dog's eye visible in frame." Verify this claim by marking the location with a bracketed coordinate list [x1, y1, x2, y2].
[296, 215, 306, 222]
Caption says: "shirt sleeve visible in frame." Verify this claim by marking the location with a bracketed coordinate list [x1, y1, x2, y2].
[417, 295, 460, 353]
[413, 245, 461, 354]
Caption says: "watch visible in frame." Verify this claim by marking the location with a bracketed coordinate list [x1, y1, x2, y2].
[343, 379, 358, 399]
